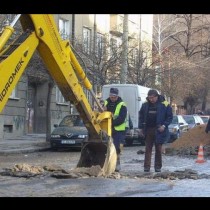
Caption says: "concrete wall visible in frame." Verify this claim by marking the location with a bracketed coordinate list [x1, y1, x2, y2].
[0, 74, 27, 140]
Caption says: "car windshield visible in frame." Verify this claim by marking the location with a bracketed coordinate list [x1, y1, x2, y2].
[183, 116, 195, 124]
[201, 116, 209, 123]
[172, 116, 178, 124]
[59, 115, 84, 127]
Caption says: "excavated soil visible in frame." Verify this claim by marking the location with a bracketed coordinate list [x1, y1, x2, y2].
[167, 124, 210, 156]
[0, 163, 121, 179]
[3, 163, 209, 180]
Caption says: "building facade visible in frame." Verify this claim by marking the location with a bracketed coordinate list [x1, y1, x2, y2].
[0, 14, 153, 140]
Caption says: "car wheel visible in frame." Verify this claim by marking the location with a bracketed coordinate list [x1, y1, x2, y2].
[125, 139, 133, 146]
[140, 140, 145, 146]
[176, 130, 180, 139]
[50, 144, 58, 151]
[138, 136, 145, 145]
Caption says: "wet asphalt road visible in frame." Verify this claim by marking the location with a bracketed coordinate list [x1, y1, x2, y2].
[0, 144, 210, 197]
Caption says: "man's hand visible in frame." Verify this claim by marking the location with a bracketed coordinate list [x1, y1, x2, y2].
[158, 125, 165, 132]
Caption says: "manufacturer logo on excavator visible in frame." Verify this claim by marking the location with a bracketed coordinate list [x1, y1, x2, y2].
[0, 58, 24, 102]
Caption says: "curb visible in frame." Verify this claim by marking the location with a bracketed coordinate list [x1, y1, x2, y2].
[0, 145, 51, 155]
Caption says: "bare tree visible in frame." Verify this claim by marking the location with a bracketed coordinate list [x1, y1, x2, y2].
[152, 14, 185, 101]
[169, 14, 210, 113]
[72, 33, 123, 96]
[127, 40, 158, 88]
[151, 14, 210, 115]
[118, 14, 185, 105]
[121, 14, 128, 84]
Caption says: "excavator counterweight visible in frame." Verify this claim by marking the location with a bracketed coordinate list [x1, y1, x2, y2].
[0, 14, 117, 176]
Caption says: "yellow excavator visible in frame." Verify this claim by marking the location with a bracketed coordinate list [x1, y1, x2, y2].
[0, 14, 117, 176]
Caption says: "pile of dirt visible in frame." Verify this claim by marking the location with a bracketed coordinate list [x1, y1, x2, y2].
[73, 165, 103, 177]
[167, 124, 210, 156]
[1, 164, 105, 178]
[12, 163, 44, 174]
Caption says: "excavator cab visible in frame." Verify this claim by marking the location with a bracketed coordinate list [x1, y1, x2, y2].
[0, 14, 117, 176]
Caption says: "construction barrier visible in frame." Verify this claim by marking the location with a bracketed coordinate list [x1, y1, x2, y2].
[195, 144, 206, 163]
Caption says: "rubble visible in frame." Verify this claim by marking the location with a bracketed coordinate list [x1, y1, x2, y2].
[167, 124, 210, 156]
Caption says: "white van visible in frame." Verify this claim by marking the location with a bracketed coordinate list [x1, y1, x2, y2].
[101, 84, 151, 145]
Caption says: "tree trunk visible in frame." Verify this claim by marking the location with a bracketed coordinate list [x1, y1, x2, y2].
[121, 14, 128, 84]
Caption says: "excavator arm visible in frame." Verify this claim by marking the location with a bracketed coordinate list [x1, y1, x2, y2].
[0, 14, 117, 176]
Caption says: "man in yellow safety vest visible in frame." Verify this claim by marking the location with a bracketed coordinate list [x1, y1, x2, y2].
[104, 87, 127, 172]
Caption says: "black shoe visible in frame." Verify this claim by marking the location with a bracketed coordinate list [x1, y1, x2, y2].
[155, 168, 161, 172]
[144, 168, 150, 172]
[115, 158, 121, 172]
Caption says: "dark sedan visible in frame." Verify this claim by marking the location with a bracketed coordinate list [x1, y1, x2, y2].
[50, 114, 88, 150]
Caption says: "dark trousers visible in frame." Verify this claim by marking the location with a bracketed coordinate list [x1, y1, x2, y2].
[144, 127, 162, 170]
[112, 131, 126, 154]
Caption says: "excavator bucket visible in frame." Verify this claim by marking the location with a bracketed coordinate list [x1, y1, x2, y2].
[77, 137, 117, 176]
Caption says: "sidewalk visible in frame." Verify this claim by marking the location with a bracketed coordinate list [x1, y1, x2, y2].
[0, 134, 51, 155]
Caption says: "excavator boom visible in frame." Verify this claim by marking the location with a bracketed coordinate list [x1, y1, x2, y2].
[0, 14, 116, 176]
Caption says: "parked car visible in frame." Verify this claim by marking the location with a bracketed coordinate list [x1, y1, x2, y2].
[168, 115, 189, 142]
[200, 115, 210, 124]
[125, 129, 142, 146]
[182, 115, 204, 129]
[50, 114, 88, 150]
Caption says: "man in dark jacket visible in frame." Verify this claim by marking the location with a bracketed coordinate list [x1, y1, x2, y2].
[138, 89, 173, 173]
[104, 87, 127, 172]
[205, 118, 210, 133]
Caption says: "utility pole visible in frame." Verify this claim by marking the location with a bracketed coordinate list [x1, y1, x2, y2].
[93, 14, 97, 94]
[120, 14, 128, 84]
[93, 14, 97, 55]
[137, 14, 142, 84]
[92, 14, 97, 107]
[71, 14, 75, 47]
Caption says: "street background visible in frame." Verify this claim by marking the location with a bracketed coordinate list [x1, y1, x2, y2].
[0, 136, 210, 197]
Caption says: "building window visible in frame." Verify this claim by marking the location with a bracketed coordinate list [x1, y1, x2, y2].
[56, 86, 68, 105]
[96, 33, 104, 57]
[59, 18, 70, 40]
[9, 87, 18, 99]
[83, 27, 91, 54]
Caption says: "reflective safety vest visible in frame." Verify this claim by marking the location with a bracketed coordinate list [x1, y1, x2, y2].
[104, 100, 126, 131]
[125, 111, 129, 128]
